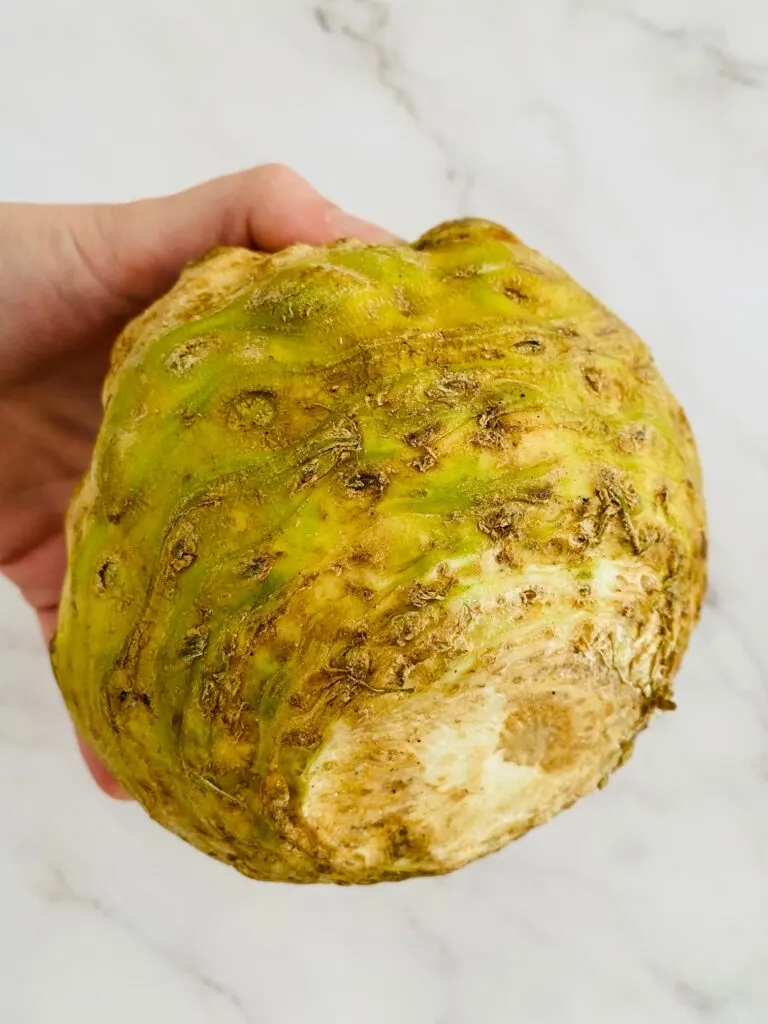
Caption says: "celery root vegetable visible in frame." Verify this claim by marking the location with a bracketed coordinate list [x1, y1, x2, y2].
[52, 219, 707, 883]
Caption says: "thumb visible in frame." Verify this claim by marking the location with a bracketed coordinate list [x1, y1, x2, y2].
[85, 164, 398, 308]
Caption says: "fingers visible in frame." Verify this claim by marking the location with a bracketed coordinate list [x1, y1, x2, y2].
[94, 164, 399, 306]
[34, 605, 132, 801]
[183, 163, 399, 250]
[77, 735, 132, 800]
[4, 531, 70, 620]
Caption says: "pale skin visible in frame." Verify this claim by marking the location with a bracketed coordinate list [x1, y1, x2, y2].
[0, 164, 395, 798]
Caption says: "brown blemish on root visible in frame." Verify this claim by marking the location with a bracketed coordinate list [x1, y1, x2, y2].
[179, 626, 209, 661]
[405, 423, 440, 473]
[425, 373, 478, 405]
[618, 425, 650, 454]
[596, 470, 644, 554]
[52, 218, 706, 885]
[226, 390, 277, 429]
[95, 559, 117, 593]
[165, 335, 216, 375]
[478, 504, 523, 542]
[500, 695, 582, 773]
[514, 338, 543, 353]
[345, 468, 388, 498]
[472, 404, 514, 449]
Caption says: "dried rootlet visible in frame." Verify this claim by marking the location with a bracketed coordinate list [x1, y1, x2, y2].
[52, 219, 707, 883]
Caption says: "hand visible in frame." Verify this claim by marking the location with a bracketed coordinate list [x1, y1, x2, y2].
[0, 165, 395, 797]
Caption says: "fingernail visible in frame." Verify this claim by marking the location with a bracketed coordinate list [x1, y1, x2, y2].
[324, 208, 403, 244]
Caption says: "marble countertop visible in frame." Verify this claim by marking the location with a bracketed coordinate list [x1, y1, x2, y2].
[2, 1, 767, 1021]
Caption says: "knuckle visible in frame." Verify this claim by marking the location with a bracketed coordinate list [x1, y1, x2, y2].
[256, 162, 301, 187]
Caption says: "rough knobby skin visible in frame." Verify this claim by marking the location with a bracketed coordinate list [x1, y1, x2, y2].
[51, 219, 707, 883]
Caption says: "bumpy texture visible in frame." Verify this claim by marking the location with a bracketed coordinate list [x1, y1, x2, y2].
[52, 219, 707, 883]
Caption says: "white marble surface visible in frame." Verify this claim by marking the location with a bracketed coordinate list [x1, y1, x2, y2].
[2, 1, 768, 1021]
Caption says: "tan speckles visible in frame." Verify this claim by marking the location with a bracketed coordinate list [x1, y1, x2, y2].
[225, 389, 277, 429]
[408, 563, 456, 607]
[583, 366, 605, 394]
[503, 281, 530, 303]
[238, 552, 277, 581]
[500, 693, 582, 773]
[472, 404, 518, 450]
[570, 621, 595, 654]
[282, 727, 321, 749]
[410, 450, 438, 473]
[53, 218, 706, 884]
[292, 416, 362, 492]
[345, 467, 388, 498]
[595, 470, 644, 554]
[387, 821, 432, 862]
[386, 611, 426, 647]
[94, 558, 118, 593]
[245, 262, 378, 331]
[582, 365, 629, 407]
[495, 546, 522, 570]
[165, 334, 217, 375]
[618, 424, 651, 454]
[166, 521, 199, 576]
[477, 503, 523, 542]
[513, 338, 544, 354]
[404, 422, 440, 473]
[392, 285, 417, 317]
[179, 625, 209, 661]
[109, 247, 261, 376]
[425, 372, 479, 405]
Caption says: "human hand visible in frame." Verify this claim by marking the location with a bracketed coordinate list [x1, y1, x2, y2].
[0, 165, 394, 797]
